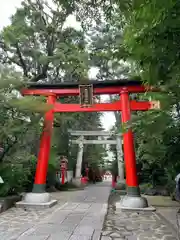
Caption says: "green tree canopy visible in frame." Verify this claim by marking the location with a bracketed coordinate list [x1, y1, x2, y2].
[0, 0, 107, 195]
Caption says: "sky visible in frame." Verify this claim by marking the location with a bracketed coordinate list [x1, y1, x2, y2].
[0, 0, 116, 131]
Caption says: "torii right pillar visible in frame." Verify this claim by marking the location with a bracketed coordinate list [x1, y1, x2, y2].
[120, 89, 149, 209]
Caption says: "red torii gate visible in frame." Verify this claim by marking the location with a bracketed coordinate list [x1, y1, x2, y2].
[20, 79, 159, 209]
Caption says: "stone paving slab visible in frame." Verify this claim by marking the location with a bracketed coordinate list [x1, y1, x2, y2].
[100, 193, 178, 240]
[143, 195, 180, 236]
[0, 181, 111, 240]
[1, 182, 178, 240]
[156, 207, 180, 231]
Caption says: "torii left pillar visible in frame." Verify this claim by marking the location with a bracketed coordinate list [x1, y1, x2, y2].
[16, 95, 58, 208]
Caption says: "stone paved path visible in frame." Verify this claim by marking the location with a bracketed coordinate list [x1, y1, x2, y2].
[1, 183, 178, 240]
[0, 181, 111, 240]
[101, 192, 177, 240]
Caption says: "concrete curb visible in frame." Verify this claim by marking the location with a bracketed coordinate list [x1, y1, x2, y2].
[156, 211, 178, 238]
[0, 195, 22, 213]
[16, 199, 57, 209]
[116, 202, 156, 211]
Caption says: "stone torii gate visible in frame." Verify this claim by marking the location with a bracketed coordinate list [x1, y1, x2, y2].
[68, 130, 124, 184]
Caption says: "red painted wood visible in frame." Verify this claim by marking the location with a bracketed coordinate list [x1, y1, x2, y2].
[34, 95, 56, 185]
[121, 91, 138, 187]
[21, 85, 156, 96]
[27, 83, 159, 192]
[53, 101, 151, 112]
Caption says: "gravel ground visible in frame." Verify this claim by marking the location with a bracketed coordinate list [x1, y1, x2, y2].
[101, 192, 177, 240]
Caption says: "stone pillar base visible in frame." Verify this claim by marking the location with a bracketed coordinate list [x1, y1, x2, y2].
[72, 178, 82, 187]
[116, 195, 156, 211]
[16, 192, 57, 209]
[24, 192, 50, 203]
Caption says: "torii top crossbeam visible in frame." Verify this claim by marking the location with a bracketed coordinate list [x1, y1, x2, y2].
[21, 79, 159, 112]
[22, 79, 157, 96]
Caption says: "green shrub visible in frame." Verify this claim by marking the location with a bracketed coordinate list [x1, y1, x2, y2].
[0, 155, 36, 197]
[165, 181, 176, 194]
[0, 164, 29, 196]
[46, 150, 59, 188]
[140, 183, 153, 194]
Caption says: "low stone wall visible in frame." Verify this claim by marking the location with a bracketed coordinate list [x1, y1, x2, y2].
[0, 195, 22, 213]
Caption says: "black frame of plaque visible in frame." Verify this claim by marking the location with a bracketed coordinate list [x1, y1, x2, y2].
[79, 84, 93, 107]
